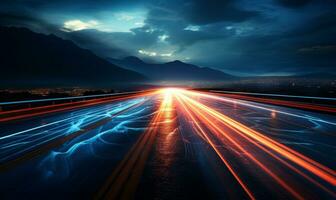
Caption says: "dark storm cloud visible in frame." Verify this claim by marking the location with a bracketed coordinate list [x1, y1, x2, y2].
[286, 11, 336, 40]
[145, 0, 259, 25]
[0, 12, 36, 24]
[0, 0, 141, 10]
[144, 7, 220, 50]
[143, 1, 248, 50]
[59, 25, 164, 59]
[183, 0, 259, 24]
[0, 11, 60, 34]
[198, 37, 335, 75]
[276, 0, 312, 8]
[183, 7, 336, 74]
[144, 0, 259, 33]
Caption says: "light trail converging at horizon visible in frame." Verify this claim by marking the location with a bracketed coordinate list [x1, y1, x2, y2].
[170, 89, 335, 199]
[0, 98, 147, 164]
[0, 88, 335, 199]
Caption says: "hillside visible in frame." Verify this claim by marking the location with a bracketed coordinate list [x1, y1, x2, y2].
[0, 26, 146, 87]
[109, 56, 235, 82]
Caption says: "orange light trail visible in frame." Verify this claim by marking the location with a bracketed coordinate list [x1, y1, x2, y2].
[175, 94, 256, 200]
[182, 90, 336, 183]
[97, 89, 174, 200]
[177, 95, 305, 199]
[2, 88, 335, 199]
[159, 88, 336, 199]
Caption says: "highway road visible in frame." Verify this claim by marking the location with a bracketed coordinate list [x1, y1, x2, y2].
[0, 89, 335, 200]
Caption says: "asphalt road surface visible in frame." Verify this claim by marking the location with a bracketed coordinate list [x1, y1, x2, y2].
[0, 89, 335, 200]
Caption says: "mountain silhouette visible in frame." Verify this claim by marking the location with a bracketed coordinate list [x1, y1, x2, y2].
[108, 56, 235, 81]
[0, 26, 146, 88]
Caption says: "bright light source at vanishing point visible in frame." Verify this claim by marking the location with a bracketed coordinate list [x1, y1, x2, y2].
[160, 88, 184, 95]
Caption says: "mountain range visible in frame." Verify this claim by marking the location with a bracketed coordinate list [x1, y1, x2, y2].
[0, 26, 333, 89]
[108, 56, 235, 82]
[0, 26, 145, 88]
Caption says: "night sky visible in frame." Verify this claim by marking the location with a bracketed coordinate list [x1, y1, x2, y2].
[0, 0, 335, 76]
